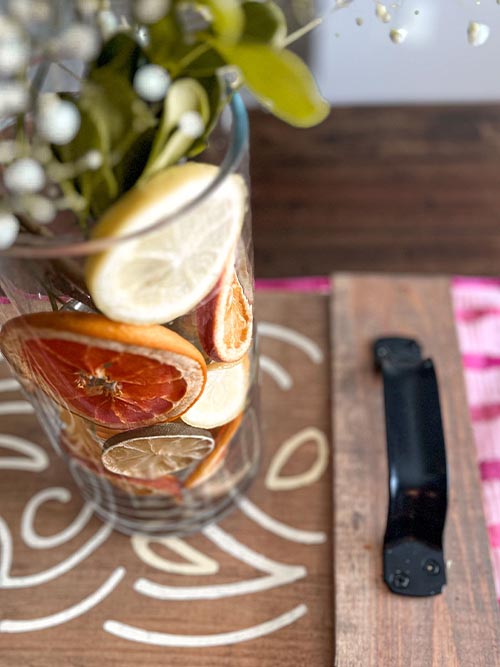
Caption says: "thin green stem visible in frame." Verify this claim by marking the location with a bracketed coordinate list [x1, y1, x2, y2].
[172, 43, 211, 76]
[283, 17, 323, 46]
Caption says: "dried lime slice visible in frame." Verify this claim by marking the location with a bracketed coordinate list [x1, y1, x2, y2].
[101, 423, 215, 479]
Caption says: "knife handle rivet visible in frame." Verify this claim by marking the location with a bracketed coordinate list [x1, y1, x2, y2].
[423, 559, 441, 575]
[393, 571, 410, 589]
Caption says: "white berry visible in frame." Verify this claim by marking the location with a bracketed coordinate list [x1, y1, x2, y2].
[8, 0, 51, 23]
[98, 10, 119, 38]
[55, 23, 100, 61]
[0, 16, 28, 75]
[134, 0, 171, 24]
[0, 82, 29, 116]
[179, 110, 205, 138]
[37, 96, 81, 145]
[84, 150, 103, 170]
[133, 64, 170, 102]
[4, 159, 46, 194]
[0, 213, 20, 249]
[77, 0, 100, 16]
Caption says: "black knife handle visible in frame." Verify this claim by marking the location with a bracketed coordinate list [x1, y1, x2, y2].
[374, 337, 448, 597]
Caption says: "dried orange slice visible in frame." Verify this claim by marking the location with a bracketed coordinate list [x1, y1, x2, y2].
[182, 357, 249, 429]
[0, 312, 206, 429]
[101, 423, 215, 479]
[197, 260, 253, 363]
[184, 414, 242, 488]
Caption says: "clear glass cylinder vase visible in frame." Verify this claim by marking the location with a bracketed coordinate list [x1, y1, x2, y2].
[0, 86, 261, 536]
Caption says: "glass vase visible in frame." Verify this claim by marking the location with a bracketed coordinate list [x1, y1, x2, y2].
[0, 89, 261, 536]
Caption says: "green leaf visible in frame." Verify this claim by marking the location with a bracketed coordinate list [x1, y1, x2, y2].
[58, 70, 157, 216]
[147, 14, 185, 67]
[214, 42, 329, 127]
[93, 33, 144, 82]
[198, 0, 244, 44]
[241, 1, 287, 46]
[187, 74, 228, 156]
[56, 101, 116, 219]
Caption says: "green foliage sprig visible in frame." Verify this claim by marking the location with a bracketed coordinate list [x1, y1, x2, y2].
[51, 0, 329, 223]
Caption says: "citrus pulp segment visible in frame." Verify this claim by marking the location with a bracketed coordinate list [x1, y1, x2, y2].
[181, 357, 249, 429]
[197, 260, 253, 363]
[85, 162, 248, 325]
[101, 423, 215, 479]
[0, 312, 207, 429]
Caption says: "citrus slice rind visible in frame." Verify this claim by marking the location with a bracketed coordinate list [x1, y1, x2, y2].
[70, 455, 182, 497]
[197, 259, 253, 363]
[85, 162, 248, 325]
[0, 312, 206, 430]
[181, 357, 249, 429]
[60, 409, 104, 467]
[101, 423, 215, 479]
[184, 413, 242, 489]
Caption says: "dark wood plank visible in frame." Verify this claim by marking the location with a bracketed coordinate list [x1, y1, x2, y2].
[250, 106, 500, 277]
[332, 274, 500, 667]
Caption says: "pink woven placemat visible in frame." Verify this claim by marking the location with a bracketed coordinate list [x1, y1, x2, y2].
[452, 277, 500, 602]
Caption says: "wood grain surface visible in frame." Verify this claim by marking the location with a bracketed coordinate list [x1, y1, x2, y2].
[250, 106, 500, 278]
[332, 274, 500, 667]
[0, 292, 332, 667]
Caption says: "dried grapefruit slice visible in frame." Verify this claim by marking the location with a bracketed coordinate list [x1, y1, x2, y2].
[85, 162, 247, 325]
[184, 414, 242, 489]
[0, 312, 206, 429]
[196, 259, 253, 363]
[182, 357, 249, 429]
[101, 423, 215, 479]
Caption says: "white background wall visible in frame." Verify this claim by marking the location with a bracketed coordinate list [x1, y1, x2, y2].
[311, 0, 500, 105]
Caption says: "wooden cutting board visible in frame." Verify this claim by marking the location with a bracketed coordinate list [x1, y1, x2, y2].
[332, 274, 500, 667]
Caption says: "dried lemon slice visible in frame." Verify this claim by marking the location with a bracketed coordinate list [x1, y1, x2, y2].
[85, 162, 247, 325]
[181, 357, 249, 429]
[101, 423, 215, 479]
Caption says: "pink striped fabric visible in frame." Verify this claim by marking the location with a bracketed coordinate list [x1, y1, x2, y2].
[452, 277, 500, 602]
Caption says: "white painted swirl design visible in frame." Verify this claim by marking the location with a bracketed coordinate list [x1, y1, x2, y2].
[21, 488, 95, 550]
[104, 603, 307, 647]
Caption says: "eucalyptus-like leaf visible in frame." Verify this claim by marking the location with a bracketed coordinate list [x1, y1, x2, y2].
[241, 1, 287, 46]
[187, 74, 227, 156]
[142, 77, 210, 178]
[198, 0, 244, 44]
[215, 42, 329, 127]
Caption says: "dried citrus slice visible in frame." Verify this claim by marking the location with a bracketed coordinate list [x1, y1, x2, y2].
[70, 455, 181, 497]
[0, 312, 206, 429]
[60, 409, 104, 466]
[182, 357, 249, 429]
[85, 162, 247, 325]
[101, 423, 215, 479]
[184, 414, 242, 488]
[196, 259, 253, 363]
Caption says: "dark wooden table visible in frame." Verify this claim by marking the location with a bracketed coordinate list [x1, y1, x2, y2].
[250, 105, 500, 278]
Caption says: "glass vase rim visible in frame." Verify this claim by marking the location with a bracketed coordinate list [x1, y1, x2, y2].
[1, 93, 249, 259]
